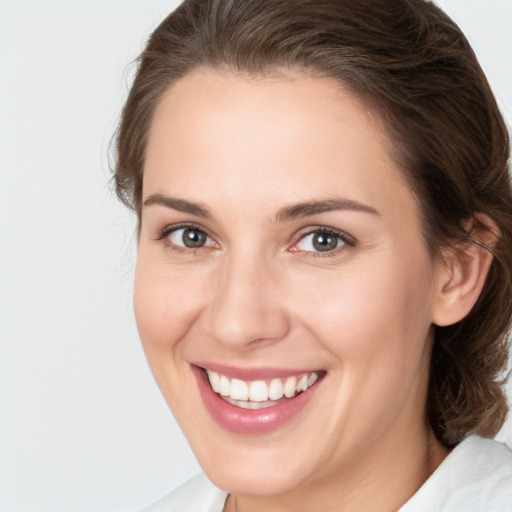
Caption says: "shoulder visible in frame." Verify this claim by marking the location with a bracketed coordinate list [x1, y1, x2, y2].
[401, 435, 512, 512]
[140, 473, 228, 512]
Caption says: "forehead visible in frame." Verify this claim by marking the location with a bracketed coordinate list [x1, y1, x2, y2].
[148, 68, 385, 161]
[143, 68, 416, 221]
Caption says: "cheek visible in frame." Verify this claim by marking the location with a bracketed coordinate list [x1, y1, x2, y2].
[132, 253, 213, 425]
[133, 254, 206, 358]
[291, 254, 435, 373]
[290, 259, 435, 439]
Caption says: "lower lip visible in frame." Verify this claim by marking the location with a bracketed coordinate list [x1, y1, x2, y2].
[192, 366, 322, 435]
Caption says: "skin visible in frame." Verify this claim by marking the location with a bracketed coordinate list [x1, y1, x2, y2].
[134, 68, 467, 511]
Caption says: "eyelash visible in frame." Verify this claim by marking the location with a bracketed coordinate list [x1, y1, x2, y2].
[292, 227, 355, 257]
[155, 224, 355, 256]
[155, 223, 217, 254]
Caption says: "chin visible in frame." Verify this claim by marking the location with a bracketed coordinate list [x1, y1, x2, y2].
[202, 453, 315, 497]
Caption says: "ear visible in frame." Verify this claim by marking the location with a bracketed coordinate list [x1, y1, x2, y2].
[432, 214, 499, 327]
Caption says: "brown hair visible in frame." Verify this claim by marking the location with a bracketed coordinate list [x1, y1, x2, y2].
[113, 0, 512, 446]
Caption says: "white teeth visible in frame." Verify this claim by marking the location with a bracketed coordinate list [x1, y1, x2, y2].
[284, 376, 297, 398]
[249, 380, 268, 402]
[230, 379, 248, 400]
[268, 378, 284, 400]
[225, 397, 278, 409]
[206, 369, 322, 406]
[208, 371, 220, 393]
[297, 374, 308, 393]
[219, 375, 230, 396]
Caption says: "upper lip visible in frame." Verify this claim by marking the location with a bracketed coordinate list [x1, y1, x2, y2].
[193, 362, 325, 381]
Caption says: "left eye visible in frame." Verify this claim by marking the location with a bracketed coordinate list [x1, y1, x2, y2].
[295, 231, 346, 252]
[168, 227, 215, 249]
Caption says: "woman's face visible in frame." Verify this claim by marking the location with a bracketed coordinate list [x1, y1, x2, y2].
[135, 69, 444, 496]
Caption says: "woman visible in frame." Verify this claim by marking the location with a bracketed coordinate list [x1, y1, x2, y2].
[113, 0, 512, 510]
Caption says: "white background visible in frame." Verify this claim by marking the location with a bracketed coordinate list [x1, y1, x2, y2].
[0, 1, 511, 511]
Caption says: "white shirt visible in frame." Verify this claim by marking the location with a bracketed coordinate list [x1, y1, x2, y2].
[141, 435, 512, 511]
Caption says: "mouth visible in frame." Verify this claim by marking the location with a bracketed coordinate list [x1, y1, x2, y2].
[192, 364, 326, 434]
[206, 369, 321, 409]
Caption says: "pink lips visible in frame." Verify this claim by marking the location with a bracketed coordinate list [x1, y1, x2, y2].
[192, 364, 324, 435]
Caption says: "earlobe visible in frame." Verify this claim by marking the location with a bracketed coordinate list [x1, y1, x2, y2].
[432, 214, 499, 327]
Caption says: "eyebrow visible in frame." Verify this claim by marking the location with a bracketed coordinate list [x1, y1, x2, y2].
[143, 194, 212, 218]
[142, 194, 379, 221]
[276, 198, 379, 222]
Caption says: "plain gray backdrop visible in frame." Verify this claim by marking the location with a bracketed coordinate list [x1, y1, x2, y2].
[0, 1, 511, 511]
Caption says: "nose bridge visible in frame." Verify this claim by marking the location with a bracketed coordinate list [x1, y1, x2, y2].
[207, 247, 289, 349]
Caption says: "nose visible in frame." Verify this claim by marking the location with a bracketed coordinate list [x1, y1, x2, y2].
[205, 252, 290, 350]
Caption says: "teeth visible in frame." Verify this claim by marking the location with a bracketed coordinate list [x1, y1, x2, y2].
[297, 374, 308, 393]
[284, 376, 297, 398]
[268, 378, 284, 400]
[219, 375, 230, 396]
[225, 397, 278, 409]
[249, 380, 268, 402]
[208, 371, 220, 393]
[230, 379, 248, 400]
[206, 370, 321, 406]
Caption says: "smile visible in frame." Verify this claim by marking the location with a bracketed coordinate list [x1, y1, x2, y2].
[193, 364, 325, 434]
[206, 369, 321, 409]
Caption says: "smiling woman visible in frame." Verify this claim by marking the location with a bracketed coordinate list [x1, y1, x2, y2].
[112, 0, 512, 511]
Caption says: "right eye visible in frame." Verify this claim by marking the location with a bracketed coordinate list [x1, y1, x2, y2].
[167, 227, 215, 249]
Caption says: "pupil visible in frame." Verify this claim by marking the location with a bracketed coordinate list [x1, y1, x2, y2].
[313, 233, 337, 251]
[183, 229, 206, 248]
